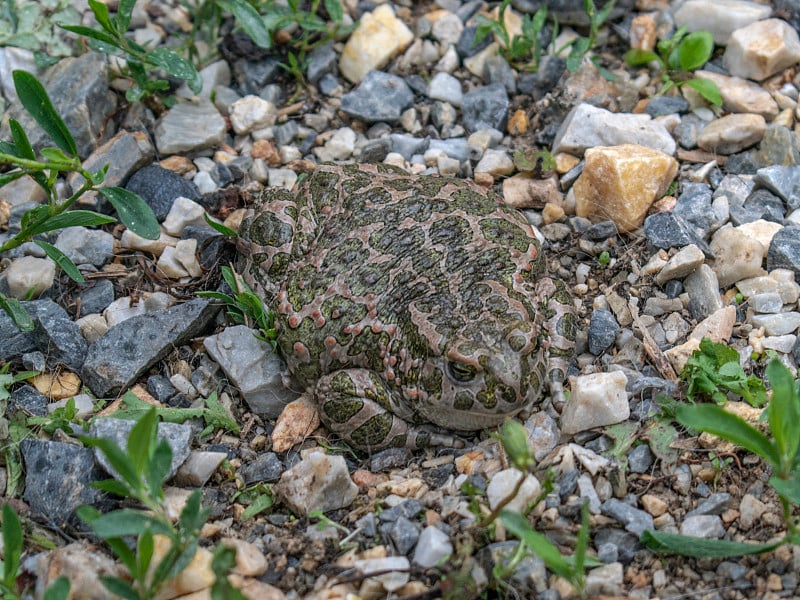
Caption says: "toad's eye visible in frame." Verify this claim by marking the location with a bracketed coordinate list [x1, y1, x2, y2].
[447, 361, 477, 383]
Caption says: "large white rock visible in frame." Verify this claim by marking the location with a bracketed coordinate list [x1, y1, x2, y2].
[723, 18, 800, 81]
[339, 4, 413, 84]
[561, 371, 629, 435]
[552, 104, 676, 156]
[5, 256, 55, 299]
[674, 0, 772, 44]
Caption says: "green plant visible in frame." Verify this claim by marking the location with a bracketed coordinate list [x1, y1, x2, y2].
[111, 389, 240, 439]
[232, 483, 274, 520]
[0, 69, 159, 330]
[682, 338, 767, 406]
[478, 421, 599, 599]
[644, 358, 800, 557]
[0, 503, 70, 600]
[197, 265, 277, 347]
[59, 0, 201, 107]
[597, 251, 611, 268]
[512, 149, 556, 177]
[624, 26, 722, 105]
[77, 408, 212, 599]
[475, 0, 548, 72]
[559, 0, 616, 73]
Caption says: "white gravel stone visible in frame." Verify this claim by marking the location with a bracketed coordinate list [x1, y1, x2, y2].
[561, 371, 629, 435]
[431, 12, 463, 45]
[738, 493, 768, 530]
[49, 393, 94, 418]
[694, 70, 779, 119]
[119, 230, 178, 256]
[193, 170, 217, 194]
[274, 451, 358, 516]
[696, 113, 766, 154]
[653, 244, 705, 285]
[353, 557, 410, 592]
[76, 313, 108, 344]
[268, 168, 298, 190]
[673, 0, 772, 44]
[736, 219, 782, 248]
[229, 95, 277, 135]
[750, 292, 784, 313]
[313, 127, 357, 161]
[157, 246, 190, 278]
[154, 99, 226, 155]
[412, 526, 453, 568]
[552, 103, 676, 156]
[762, 334, 796, 353]
[175, 451, 227, 487]
[680, 515, 726, 538]
[750, 312, 800, 335]
[5, 256, 55, 299]
[486, 468, 541, 514]
[162, 196, 207, 237]
[437, 155, 461, 176]
[427, 71, 463, 106]
[724, 18, 800, 81]
[339, 4, 413, 84]
[710, 225, 766, 287]
[475, 149, 514, 176]
[586, 562, 624, 597]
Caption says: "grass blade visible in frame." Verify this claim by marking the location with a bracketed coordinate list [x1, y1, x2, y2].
[33, 240, 85, 284]
[12, 70, 77, 157]
[642, 530, 783, 557]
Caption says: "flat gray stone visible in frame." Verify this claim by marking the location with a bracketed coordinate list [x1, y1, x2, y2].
[154, 99, 226, 155]
[82, 298, 219, 397]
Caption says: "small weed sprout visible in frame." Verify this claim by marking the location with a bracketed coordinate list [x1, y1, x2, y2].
[624, 26, 722, 105]
[475, 0, 549, 72]
[644, 342, 800, 557]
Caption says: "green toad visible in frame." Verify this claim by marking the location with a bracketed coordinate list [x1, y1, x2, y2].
[239, 163, 575, 451]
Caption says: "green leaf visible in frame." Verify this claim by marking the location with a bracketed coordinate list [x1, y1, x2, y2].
[324, 0, 343, 22]
[642, 530, 783, 557]
[87, 509, 171, 539]
[148, 49, 202, 93]
[204, 212, 237, 236]
[146, 440, 173, 495]
[0, 294, 34, 332]
[12, 70, 77, 157]
[136, 528, 155, 580]
[178, 490, 208, 534]
[33, 240, 85, 284]
[98, 187, 160, 240]
[678, 31, 714, 72]
[769, 475, 800, 505]
[99, 576, 139, 600]
[8, 119, 35, 160]
[42, 576, 70, 600]
[500, 510, 573, 579]
[766, 359, 800, 471]
[25, 210, 116, 237]
[217, 0, 272, 50]
[684, 77, 723, 106]
[1, 504, 22, 585]
[88, 0, 114, 32]
[116, 0, 138, 33]
[240, 492, 274, 520]
[81, 435, 143, 492]
[128, 407, 158, 475]
[58, 24, 121, 48]
[105, 537, 138, 576]
[91, 479, 134, 498]
[675, 404, 780, 468]
[623, 48, 660, 66]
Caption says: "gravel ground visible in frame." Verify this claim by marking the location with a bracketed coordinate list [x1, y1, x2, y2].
[2, 0, 800, 598]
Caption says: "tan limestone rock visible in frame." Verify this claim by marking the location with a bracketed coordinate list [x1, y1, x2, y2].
[723, 18, 800, 81]
[339, 5, 414, 84]
[696, 113, 766, 154]
[694, 70, 779, 119]
[572, 144, 678, 233]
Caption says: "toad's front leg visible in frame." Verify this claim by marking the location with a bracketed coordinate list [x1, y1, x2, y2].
[315, 369, 462, 452]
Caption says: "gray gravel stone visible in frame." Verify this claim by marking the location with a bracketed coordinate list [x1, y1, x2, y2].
[82, 298, 219, 397]
[646, 96, 689, 117]
[154, 99, 226, 155]
[32, 313, 87, 371]
[239, 452, 283, 485]
[340, 70, 414, 123]
[126, 164, 201, 221]
[686, 493, 732, 518]
[461, 83, 509, 133]
[21, 439, 107, 526]
[413, 525, 453, 567]
[10, 384, 47, 416]
[204, 325, 297, 419]
[0, 299, 68, 361]
[684, 264, 724, 320]
[78, 280, 115, 316]
[89, 418, 192, 481]
[680, 514, 726, 538]
[627, 444, 654, 474]
[768, 225, 800, 278]
[601, 498, 654, 536]
[382, 516, 420, 555]
[306, 43, 337, 83]
[754, 165, 800, 210]
[643, 212, 711, 255]
[588, 309, 620, 355]
[54, 227, 115, 267]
